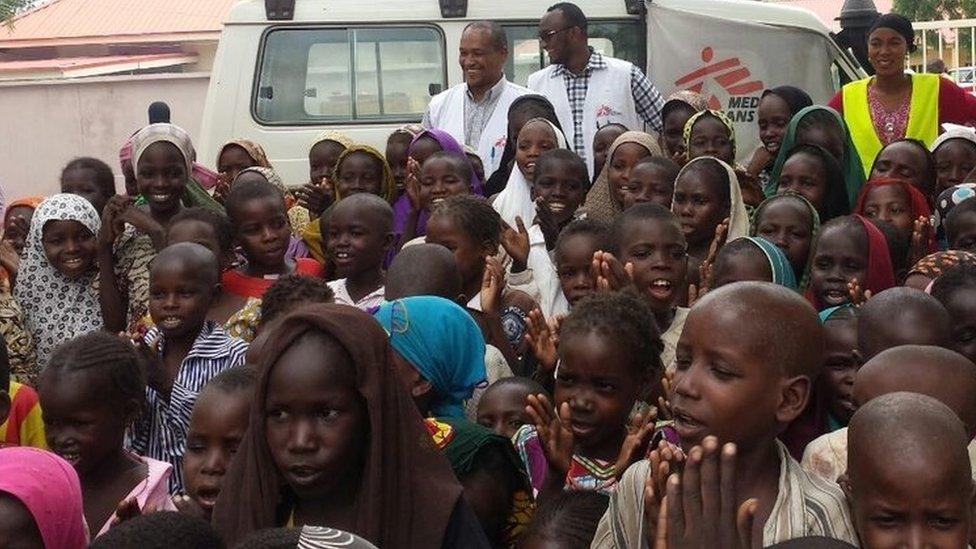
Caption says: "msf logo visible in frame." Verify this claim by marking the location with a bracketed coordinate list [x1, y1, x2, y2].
[674, 47, 764, 122]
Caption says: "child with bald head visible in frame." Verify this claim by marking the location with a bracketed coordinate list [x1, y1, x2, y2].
[856, 287, 950, 362]
[802, 345, 976, 484]
[843, 392, 975, 548]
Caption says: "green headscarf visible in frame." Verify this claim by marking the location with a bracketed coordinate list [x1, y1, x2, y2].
[750, 191, 821, 290]
[742, 236, 797, 289]
[766, 105, 864, 205]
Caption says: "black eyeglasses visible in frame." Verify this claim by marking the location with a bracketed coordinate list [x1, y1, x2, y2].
[538, 27, 574, 43]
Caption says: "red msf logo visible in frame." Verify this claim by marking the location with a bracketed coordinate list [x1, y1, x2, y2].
[674, 47, 764, 109]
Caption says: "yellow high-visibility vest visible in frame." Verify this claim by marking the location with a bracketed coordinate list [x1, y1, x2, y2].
[842, 73, 940, 178]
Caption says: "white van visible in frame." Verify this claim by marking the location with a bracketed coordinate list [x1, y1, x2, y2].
[198, 0, 865, 184]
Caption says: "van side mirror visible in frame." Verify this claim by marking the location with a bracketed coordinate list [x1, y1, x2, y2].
[429, 83, 443, 96]
[265, 0, 295, 20]
[438, 0, 468, 18]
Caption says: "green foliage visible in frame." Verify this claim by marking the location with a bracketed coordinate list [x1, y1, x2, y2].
[893, 0, 976, 20]
[0, 0, 36, 23]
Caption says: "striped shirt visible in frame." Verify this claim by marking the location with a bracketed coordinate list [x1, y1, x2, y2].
[128, 321, 248, 494]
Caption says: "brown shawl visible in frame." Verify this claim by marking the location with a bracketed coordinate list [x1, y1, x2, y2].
[212, 304, 464, 547]
[582, 131, 663, 224]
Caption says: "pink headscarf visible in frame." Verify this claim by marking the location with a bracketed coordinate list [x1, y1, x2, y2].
[0, 447, 87, 549]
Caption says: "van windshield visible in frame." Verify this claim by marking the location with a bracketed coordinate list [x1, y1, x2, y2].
[254, 26, 447, 124]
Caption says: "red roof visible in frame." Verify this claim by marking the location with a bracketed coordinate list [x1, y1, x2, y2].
[0, 0, 239, 48]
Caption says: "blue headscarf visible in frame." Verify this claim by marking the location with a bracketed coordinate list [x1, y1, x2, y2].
[374, 296, 487, 418]
[744, 236, 798, 289]
[818, 304, 855, 324]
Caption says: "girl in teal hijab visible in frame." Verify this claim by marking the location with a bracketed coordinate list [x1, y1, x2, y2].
[751, 191, 822, 290]
[744, 236, 798, 289]
[766, 105, 865, 205]
[709, 236, 798, 290]
[374, 296, 486, 419]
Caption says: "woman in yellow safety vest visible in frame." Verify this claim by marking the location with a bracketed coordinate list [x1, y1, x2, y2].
[828, 13, 976, 181]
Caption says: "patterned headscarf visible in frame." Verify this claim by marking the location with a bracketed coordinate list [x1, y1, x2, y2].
[583, 131, 662, 224]
[934, 183, 976, 248]
[15, 194, 102, 367]
[908, 250, 976, 280]
[218, 139, 272, 169]
[237, 166, 286, 194]
[662, 90, 709, 115]
[682, 110, 736, 162]
[131, 123, 194, 178]
[751, 191, 821, 290]
[333, 145, 396, 203]
[309, 130, 355, 153]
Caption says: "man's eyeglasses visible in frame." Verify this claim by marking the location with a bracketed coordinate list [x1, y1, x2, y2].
[538, 27, 574, 43]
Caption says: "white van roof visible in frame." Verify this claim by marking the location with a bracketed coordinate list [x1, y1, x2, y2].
[226, 0, 833, 34]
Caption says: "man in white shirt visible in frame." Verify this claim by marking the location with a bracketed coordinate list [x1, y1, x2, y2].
[528, 2, 665, 178]
[423, 21, 530, 180]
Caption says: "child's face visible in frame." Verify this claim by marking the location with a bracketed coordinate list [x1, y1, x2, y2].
[336, 152, 383, 198]
[149, 260, 217, 339]
[232, 196, 291, 271]
[710, 248, 771, 289]
[810, 224, 868, 308]
[408, 136, 442, 166]
[309, 140, 345, 184]
[607, 143, 651, 207]
[531, 161, 586, 227]
[419, 158, 470, 211]
[0, 493, 42, 548]
[62, 168, 111, 215]
[821, 317, 858, 424]
[325, 205, 391, 279]
[671, 304, 789, 451]
[757, 94, 791, 156]
[777, 153, 827, 213]
[41, 220, 96, 279]
[476, 384, 532, 439]
[618, 163, 674, 211]
[167, 220, 228, 271]
[672, 170, 728, 250]
[662, 107, 694, 160]
[617, 218, 688, 314]
[39, 370, 128, 478]
[385, 137, 410, 192]
[871, 142, 930, 197]
[944, 285, 976, 364]
[848, 452, 974, 549]
[950, 211, 976, 253]
[935, 140, 976, 191]
[687, 116, 733, 164]
[515, 122, 558, 180]
[862, 184, 913, 234]
[753, 199, 814, 278]
[466, 153, 486, 186]
[183, 387, 250, 515]
[265, 336, 368, 500]
[426, 215, 488, 290]
[136, 141, 187, 216]
[593, 126, 626, 177]
[4, 206, 33, 254]
[217, 145, 256, 184]
[556, 331, 641, 457]
[555, 233, 600, 306]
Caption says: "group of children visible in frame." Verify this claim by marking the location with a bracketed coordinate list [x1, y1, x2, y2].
[2, 72, 976, 549]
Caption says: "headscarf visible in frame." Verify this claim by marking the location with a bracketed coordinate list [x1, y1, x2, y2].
[0, 447, 87, 549]
[806, 214, 896, 310]
[310, 130, 355, 153]
[751, 191, 821, 290]
[3, 196, 43, 225]
[819, 303, 855, 324]
[212, 304, 463, 547]
[662, 90, 709, 117]
[761, 86, 814, 118]
[682, 110, 736, 161]
[484, 94, 563, 196]
[854, 178, 933, 242]
[583, 131, 662, 224]
[333, 144, 397, 203]
[930, 123, 976, 153]
[130, 123, 224, 214]
[238, 166, 286, 194]
[15, 194, 102, 367]
[374, 296, 487, 419]
[741, 236, 798, 289]
[771, 143, 851, 222]
[768, 106, 865, 204]
[218, 139, 272, 169]
[907, 250, 976, 280]
[934, 183, 976, 247]
[298, 527, 379, 549]
[408, 128, 483, 194]
[673, 156, 751, 242]
[493, 118, 569, 228]
[869, 13, 918, 53]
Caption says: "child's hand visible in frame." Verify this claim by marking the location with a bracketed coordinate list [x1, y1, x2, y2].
[665, 436, 758, 549]
[615, 407, 659, 480]
[699, 218, 729, 289]
[686, 282, 705, 308]
[501, 216, 531, 273]
[111, 497, 143, 526]
[116, 202, 166, 249]
[212, 172, 232, 205]
[643, 440, 686, 547]
[592, 250, 635, 292]
[649, 440, 685, 501]
[129, 332, 168, 396]
[525, 394, 574, 477]
[173, 494, 208, 520]
[908, 215, 932, 268]
[658, 369, 676, 421]
[524, 308, 558, 378]
[294, 179, 333, 218]
[480, 256, 505, 316]
[2, 214, 29, 251]
[534, 198, 561, 252]
[405, 157, 422, 210]
[98, 195, 130, 248]
[0, 239, 20, 276]
[847, 278, 872, 307]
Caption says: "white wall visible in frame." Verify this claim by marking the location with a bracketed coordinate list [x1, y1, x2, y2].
[0, 72, 210, 200]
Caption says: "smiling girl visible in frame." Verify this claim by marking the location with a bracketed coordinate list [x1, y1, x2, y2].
[582, 131, 662, 224]
[494, 118, 568, 230]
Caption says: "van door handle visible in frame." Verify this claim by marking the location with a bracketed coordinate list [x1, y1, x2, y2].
[259, 86, 274, 100]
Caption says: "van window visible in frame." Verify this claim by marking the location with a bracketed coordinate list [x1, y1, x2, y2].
[502, 20, 644, 85]
[254, 26, 446, 124]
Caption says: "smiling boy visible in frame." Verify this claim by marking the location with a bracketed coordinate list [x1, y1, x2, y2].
[325, 194, 394, 311]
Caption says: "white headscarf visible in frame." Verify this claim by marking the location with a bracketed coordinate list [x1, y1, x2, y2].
[931, 123, 976, 153]
[492, 118, 569, 228]
[15, 194, 103, 367]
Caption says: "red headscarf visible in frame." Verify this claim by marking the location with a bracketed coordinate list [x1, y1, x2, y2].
[806, 214, 896, 310]
[854, 177, 935, 251]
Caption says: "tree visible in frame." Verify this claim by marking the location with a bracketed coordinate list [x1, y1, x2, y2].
[893, 0, 976, 20]
[1, 0, 37, 24]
